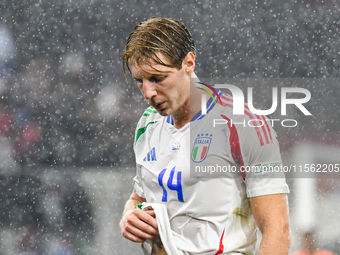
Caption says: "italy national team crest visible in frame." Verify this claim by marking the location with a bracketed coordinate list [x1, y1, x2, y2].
[191, 133, 213, 163]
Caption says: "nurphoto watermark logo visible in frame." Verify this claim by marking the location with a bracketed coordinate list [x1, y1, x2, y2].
[198, 82, 312, 128]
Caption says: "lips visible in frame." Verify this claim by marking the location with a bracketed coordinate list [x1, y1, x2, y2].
[153, 102, 165, 110]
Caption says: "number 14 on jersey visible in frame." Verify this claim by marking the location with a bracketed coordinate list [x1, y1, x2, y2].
[158, 166, 184, 202]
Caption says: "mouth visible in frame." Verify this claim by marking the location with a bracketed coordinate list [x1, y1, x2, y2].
[153, 101, 166, 110]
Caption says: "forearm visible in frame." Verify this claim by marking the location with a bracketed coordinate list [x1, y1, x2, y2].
[257, 223, 291, 255]
[120, 190, 145, 228]
[122, 197, 142, 216]
[251, 194, 291, 255]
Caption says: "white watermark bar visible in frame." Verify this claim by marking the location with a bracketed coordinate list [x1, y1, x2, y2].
[203, 84, 312, 116]
[189, 78, 340, 178]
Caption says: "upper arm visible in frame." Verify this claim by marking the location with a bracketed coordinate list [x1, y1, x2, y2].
[250, 193, 290, 233]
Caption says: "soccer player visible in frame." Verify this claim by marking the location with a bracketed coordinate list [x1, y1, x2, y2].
[119, 17, 290, 255]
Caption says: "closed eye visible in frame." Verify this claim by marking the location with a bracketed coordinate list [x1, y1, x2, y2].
[134, 78, 143, 86]
[150, 76, 166, 83]
[133, 75, 166, 87]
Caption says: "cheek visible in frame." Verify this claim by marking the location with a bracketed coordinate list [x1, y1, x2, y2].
[172, 89, 186, 106]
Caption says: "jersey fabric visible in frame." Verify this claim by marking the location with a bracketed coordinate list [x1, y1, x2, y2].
[133, 88, 289, 255]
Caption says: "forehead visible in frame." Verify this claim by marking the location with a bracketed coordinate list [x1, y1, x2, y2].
[129, 60, 174, 78]
[129, 51, 177, 76]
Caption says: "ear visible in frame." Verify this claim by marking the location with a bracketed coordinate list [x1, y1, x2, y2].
[182, 52, 195, 74]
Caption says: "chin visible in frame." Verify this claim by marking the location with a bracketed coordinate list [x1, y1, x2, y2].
[157, 108, 172, 116]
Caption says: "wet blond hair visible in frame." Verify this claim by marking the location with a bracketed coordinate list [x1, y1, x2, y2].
[123, 17, 196, 77]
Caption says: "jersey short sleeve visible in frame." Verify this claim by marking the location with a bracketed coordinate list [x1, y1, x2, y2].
[133, 106, 163, 199]
[133, 165, 145, 198]
[234, 114, 290, 197]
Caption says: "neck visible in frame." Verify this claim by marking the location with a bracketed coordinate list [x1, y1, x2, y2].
[172, 75, 205, 129]
[173, 109, 190, 129]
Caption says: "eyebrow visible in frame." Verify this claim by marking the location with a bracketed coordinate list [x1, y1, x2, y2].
[132, 73, 168, 80]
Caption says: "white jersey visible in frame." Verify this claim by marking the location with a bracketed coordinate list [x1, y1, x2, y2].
[133, 88, 289, 255]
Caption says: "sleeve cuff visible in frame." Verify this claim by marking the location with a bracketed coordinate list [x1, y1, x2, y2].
[247, 184, 290, 197]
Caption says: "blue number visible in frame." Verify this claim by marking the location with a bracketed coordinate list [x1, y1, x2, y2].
[158, 168, 167, 202]
[167, 167, 184, 202]
[158, 166, 183, 202]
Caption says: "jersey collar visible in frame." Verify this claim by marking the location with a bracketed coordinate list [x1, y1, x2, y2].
[191, 88, 223, 122]
[166, 88, 223, 125]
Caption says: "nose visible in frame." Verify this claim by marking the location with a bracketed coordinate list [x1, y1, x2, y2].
[142, 80, 157, 100]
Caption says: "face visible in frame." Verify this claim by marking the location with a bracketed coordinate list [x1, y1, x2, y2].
[130, 54, 194, 117]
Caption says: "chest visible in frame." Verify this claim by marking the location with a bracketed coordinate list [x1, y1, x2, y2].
[135, 121, 237, 204]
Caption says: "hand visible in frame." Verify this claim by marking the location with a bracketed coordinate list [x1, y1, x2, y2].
[120, 207, 158, 243]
